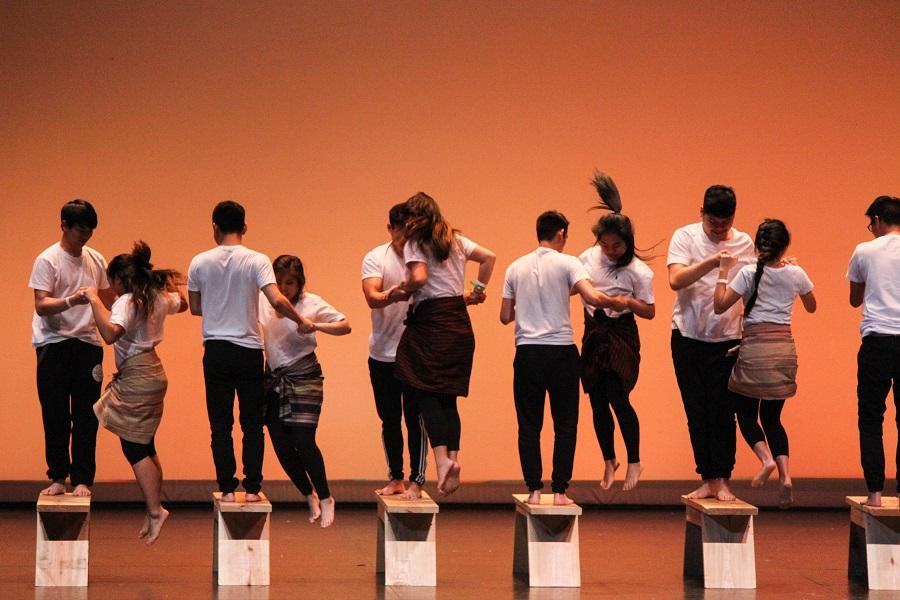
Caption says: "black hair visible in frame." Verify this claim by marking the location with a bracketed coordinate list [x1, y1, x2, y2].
[743, 219, 791, 318]
[702, 185, 736, 218]
[588, 170, 656, 269]
[865, 195, 900, 227]
[388, 202, 407, 228]
[212, 200, 246, 234]
[403, 192, 459, 263]
[536, 211, 569, 242]
[272, 254, 306, 295]
[107, 241, 182, 320]
[61, 199, 98, 230]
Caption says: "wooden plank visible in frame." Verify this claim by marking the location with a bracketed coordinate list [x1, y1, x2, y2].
[213, 492, 271, 513]
[37, 494, 91, 512]
[681, 495, 758, 516]
[377, 490, 439, 514]
[512, 494, 582, 516]
[846, 495, 900, 517]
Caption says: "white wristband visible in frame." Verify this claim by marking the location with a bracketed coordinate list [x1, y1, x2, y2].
[64, 296, 72, 308]
[716, 278, 728, 285]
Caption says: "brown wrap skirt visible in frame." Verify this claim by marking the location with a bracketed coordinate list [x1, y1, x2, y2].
[93, 350, 167, 445]
[728, 322, 798, 400]
[580, 308, 641, 393]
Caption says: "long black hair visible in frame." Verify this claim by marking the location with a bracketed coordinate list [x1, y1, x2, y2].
[107, 241, 181, 320]
[743, 219, 791, 318]
[589, 170, 656, 269]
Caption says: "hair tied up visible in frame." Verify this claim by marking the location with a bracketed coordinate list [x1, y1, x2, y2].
[590, 170, 623, 214]
[131, 240, 153, 270]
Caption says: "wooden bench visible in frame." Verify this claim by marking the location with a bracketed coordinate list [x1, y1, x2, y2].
[213, 492, 271, 586]
[847, 495, 900, 590]
[376, 490, 439, 586]
[512, 494, 582, 587]
[35, 493, 91, 587]
[682, 495, 758, 589]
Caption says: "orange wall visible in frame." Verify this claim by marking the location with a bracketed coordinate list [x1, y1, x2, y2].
[2, 2, 899, 484]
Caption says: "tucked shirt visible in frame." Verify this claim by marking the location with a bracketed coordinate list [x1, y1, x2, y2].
[404, 235, 478, 301]
[259, 291, 345, 370]
[109, 291, 182, 367]
[361, 242, 408, 362]
[847, 234, 900, 336]
[579, 246, 655, 318]
[729, 263, 813, 326]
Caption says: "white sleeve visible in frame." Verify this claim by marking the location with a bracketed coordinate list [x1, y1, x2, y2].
[314, 297, 346, 322]
[109, 295, 131, 330]
[847, 247, 865, 283]
[255, 254, 276, 289]
[795, 267, 814, 295]
[502, 264, 516, 299]
[666, 228, 693, 266]
[404, 240, 427, 264]
[728, 266, 753, 297]
[457, 235, 478, 258]
[361, 249, 383, 279]
[28, 256, 55, 292]
[165, 291, 182, 315]
[187, 257, 201, 292]
[633, 262, 655, 304]
[567, 257, 590, 289]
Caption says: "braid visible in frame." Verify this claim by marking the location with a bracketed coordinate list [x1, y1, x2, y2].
[744, 219, 790, 318]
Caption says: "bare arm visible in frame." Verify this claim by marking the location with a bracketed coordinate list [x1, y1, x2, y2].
[573, 279, 629, 312]
[499, 297, 515, 324]
[850, 282, 865, 308]
[469, 245, 496, 286]
[85, 289, 124, 345]
[362, 277, 408, 309]
[188, 291, 202, 315]
[800, 290, 817, 313]
[33, 289, 90, 317]
[628, 298, 656, 320]
[668, 253, 723, 291]
[261, 283, 316, 333]
[713, 284, 742, 314]
[402, 261, 428, 294]
[313, 318, 351, 336]
[98, 287, 117, 310]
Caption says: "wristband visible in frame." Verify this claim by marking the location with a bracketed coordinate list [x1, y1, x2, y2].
[64, 296, 72, 308]
[716, 278, 728, 285]
[471, 280, 486, 293]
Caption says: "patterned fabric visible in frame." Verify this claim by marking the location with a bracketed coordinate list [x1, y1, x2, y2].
[728, 323, 798, 400]
[93, 350, 167, 445]
[580, 309, 641, 393]
[394, 296, 475, 397]
[265, 352, 324, 427]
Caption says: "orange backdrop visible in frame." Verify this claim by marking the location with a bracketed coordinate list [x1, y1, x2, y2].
[2, 2, 899, 485]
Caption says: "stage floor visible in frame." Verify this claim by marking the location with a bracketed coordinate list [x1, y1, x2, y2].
[1, 503, 888, 599]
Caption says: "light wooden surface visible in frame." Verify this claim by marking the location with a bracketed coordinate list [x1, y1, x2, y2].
[512, 493, 582, 516]
[213, 492, 270, 586]
[35, 493, 90, 587]
[213, 491, 272, 512]
[376, 490, 439, 514]
[37, 494, 91, 512]
[681, 495, 758, 516]
[512, 494, 581, 587]
[683, 496, 757, 589]
[376, 490, 437, 586]
[847, 495, 900, 590]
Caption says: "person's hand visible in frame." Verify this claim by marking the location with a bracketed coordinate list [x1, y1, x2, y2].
[296, 317, 317, 334]
[717, 251, 737, 272]
[606, 295, 629, 312]
[387, 286, 410, 303]
[780, 256, 799, 266]
[72, 287, 94, 305]
[465, 288, 487, 305]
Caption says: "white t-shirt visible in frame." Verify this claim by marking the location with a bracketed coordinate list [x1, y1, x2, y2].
[502, 247, 589, 346]
[579, 246, 655, 319]
[729, 264, 813, 326]
[847, 234, 900, 336]
[259, 292, 346, 370]
[667, 222, 755, 342]
[361, 242, 409, 362]
[109, 291, 182, 367]
[29, 242, 110, 347]
[404, 234, 478, 301]
[187, 244, 276, 349]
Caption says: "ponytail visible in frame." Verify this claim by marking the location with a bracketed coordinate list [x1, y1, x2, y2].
[107, 241, 182, 321]
[743, 219, 790, 318]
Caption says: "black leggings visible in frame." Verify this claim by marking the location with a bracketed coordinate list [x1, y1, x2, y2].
[121, 437, 157, 466]
[408, 387, 460, 451]
[735, 396, 788, 458]
[266, 394, 330, 499]
[589, 372, 640, 463]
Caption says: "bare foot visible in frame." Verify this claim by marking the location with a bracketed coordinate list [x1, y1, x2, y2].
[244, 492, 261, 502]
[138, 514, 151, 539]
[553, 493, 575, 506]
[144, 508, 169, 545]
[685, 482, 714, 499]
[375, 480, 406, 496]
[305, 492, 321, 523]
[437, 460, 461, 495]
[400, 482, 422, 500]
[778, 479, 794, 509]
[751, 460, 776, 488]
[220, 492, 235, 502]
[715, 479, 736, 502]
[600, 460, 619, 490]
[526, 490, 542, 504]
[72, 484, 92, 497]
[40, 482, 66, 496]
[319, 496, 335, 528]
[865, 491, 882, 507]
[623, 462, 644, 491]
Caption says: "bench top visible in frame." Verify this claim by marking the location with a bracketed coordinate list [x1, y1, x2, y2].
[846, 495, 900, 515]
[512, 494, 582, 516]
[376, 490, 439, 513]
[681, 495, 758, 515]
[213, 491, 272, 512]
[36, 493, 91, 512]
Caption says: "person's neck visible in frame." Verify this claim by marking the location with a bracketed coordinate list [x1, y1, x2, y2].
[390, 239, 404, 255]
[881, 226, 900, 236]
[218, 233, 243, 246]
[539, 240, 563, 252]
[59, 238, 83, 257]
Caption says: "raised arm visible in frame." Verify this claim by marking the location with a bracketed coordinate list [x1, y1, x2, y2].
[628, 299, 656, 320]
[33, 288, 90, 317]
[313, 318, 351, 336]
[573, 279, 629, 312]
[260, 283, 316, 333]
[668, 252, 725, 291]
[84, 288, 124, 345]
[362, 277, 408, 309]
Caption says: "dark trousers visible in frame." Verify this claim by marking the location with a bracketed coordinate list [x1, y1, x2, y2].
[735, 396, 788, 458]
[36, 339, 103, 486]
[671, 330, 738, 480]
[202, 340, 265, 494]
[857, 335, 900, 493]
[513, 344, 580, 494]
[589, 372, 640, 463]
[407, 387, 460, 451]
[265, 392, 330, 499]
[368, 358, 426, 485]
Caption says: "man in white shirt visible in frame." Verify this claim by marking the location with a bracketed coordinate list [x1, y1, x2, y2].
[848, 195, 900, 507]
[188, 201, 314, 502]
[361, 203, 426, 500]
[500, 211, 628, 505]
[667, 186, 755, 502]
[29, 199, 116, 497]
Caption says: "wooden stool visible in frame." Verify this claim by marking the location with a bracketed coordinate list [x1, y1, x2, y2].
[213, 492, 271, 586]
[376, 490, 439, 586]
[682, 495, 758, 589]
[512, 494, 582, 587]
[35, 493, 90, 587]
[847, 495, 900, 590]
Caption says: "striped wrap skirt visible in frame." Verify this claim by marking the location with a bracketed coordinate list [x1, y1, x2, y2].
[728, 322, 798, 400]
[93, 350, 167, 445]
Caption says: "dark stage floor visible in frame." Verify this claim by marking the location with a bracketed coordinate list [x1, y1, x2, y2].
[1, 503, 890, 599]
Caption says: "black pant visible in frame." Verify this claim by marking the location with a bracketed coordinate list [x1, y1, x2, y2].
[368, 358, 426, 485]
[36, 339, 103, 486]
[589, 372, 640, 463]
[513, 344, 580, 494]
[265, 391, 330, 499]
[735, 396, 788, 458]
[202, 340, 265, 494]
[857, 335, 900, 493]
[671, 330, 738, 480]
[407, 387, 460, 451]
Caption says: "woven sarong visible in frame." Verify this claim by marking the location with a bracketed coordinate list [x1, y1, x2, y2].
[728, 322, 798, 400]
[580, 309, 641, 393]
[93, 350, 167, 445]
[265, 352, 324, 427]
[394, 296, 475, 397]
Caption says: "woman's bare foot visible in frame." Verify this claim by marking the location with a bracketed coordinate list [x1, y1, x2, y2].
[866, 491, 882, 507]
[138, 514, 151, 539]
[40, 482, 66, 496]
[376, 480, 406, 496]
[623, 462, 644, 491]
[526, 490, 542, 504]
[553, 493, 575, 506]
[437, 459, 461, 495]
[685, 481, 714, 499]
[219, 492, 235, 502]
[401, 482, 422, 500]
[244, 492, 261, 502]
[319, 497, 335, 528]
[144, 508, 169, 545]
[778, 479, 794, 509]
[751, 460, 776, 488]
[715, 479, 736, 502]
[600, 460, 619, 490]
[305, 492, 321, 523]
[72, 484, 92, 497]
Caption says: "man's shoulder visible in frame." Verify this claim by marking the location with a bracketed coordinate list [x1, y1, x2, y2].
[34, 242, 61, 263]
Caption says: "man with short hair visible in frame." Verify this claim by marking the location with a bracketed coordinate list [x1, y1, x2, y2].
[30, 199, 116, 497]
[848, 195, 900, 507]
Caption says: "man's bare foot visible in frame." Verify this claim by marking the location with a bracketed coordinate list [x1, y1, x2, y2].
[751, 460, 776, 488]
[220, 492, 235, 502]
[553, 493, 575, 506]
[305, 492, 321, 523]
[526, 490, 542, 504]
[40, 482, 66, 496]
[715, 479, 736, 502]
[144, 508, 169, 545]
[437, 460, 461, 495]
[400, 482, 422, 500]
[139, 514, 151, 539]
[245, 492, 261, 502]
[319, 497, 335, 528]
[375, 480, 406, 496]
[600, 460, 619, 490]
[623, 462, 644, 491]
[778, 479, 794, 509]
[866, 491, 882, 507]
[72, 484, 92, 497]
[685, 482, 714, 499]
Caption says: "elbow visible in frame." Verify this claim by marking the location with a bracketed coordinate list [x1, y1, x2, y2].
[668, 278, 685, 292]
[712, 303, 725, 315]
[645, 306, 656, 320]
